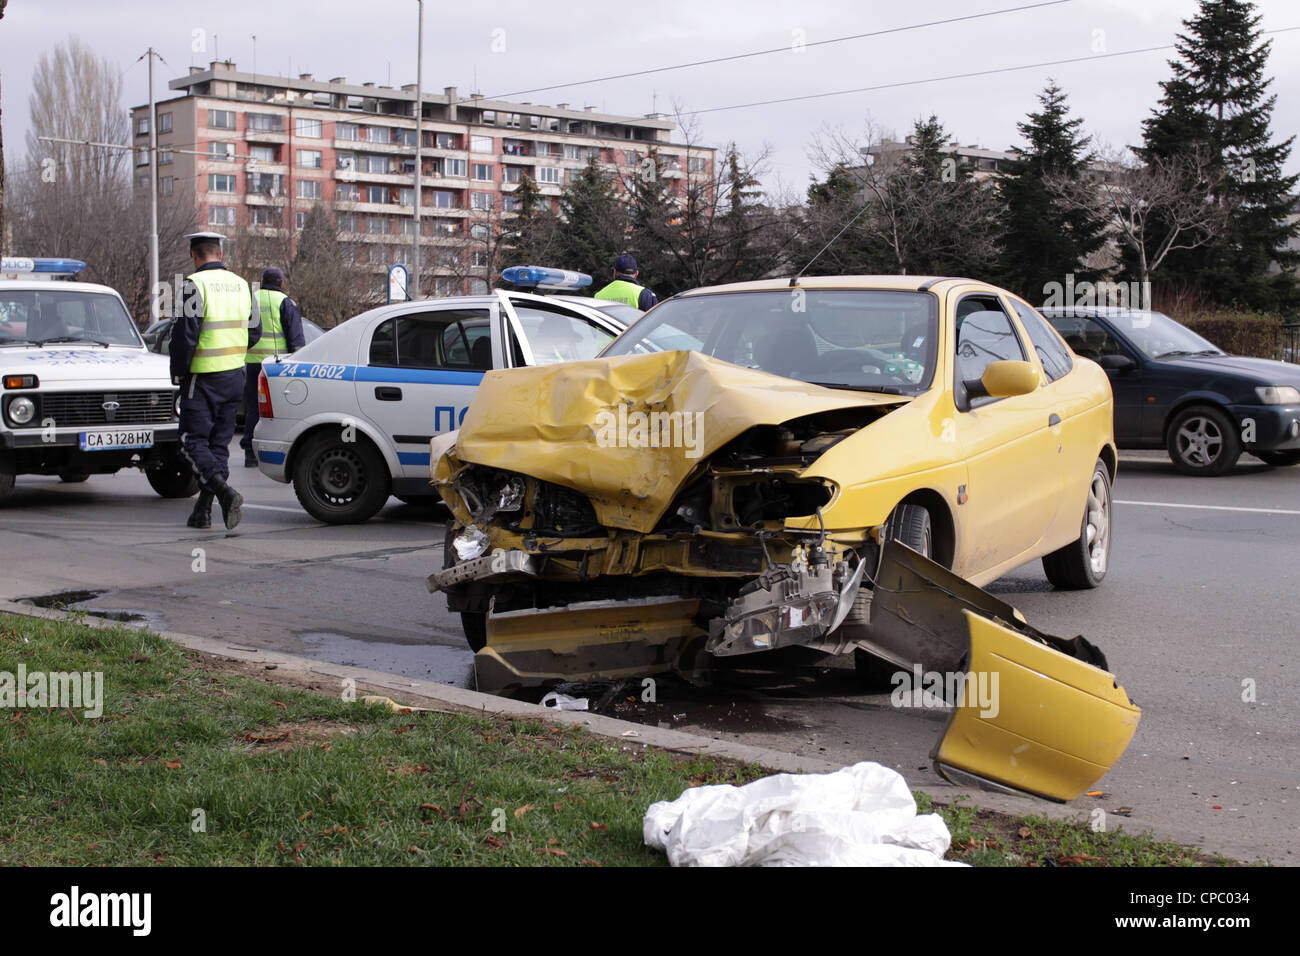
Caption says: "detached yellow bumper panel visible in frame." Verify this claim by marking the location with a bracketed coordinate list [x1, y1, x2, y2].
[932, 609, 1141, 803]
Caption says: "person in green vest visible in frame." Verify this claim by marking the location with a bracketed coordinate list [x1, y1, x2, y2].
[594, 254, 658, 311]
[170, 231, 260, 531]
[241, 266, 306, 467]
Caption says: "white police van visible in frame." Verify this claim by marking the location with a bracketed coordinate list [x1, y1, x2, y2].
[0, 257, 194, 500]
[252, 270, 636, 523]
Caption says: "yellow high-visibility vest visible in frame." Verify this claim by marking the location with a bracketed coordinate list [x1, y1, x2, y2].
[247, 288, 287, 363]
[189, 269, 252, 373]
[594, 278, 645, 308]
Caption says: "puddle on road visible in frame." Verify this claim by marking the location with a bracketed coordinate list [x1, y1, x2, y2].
[297, 630, 475, 688]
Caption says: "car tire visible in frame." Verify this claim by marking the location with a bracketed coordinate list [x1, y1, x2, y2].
[1042, 458, 1112, 590]
[292, 431, 391, 524]
[146, 451, 200, 498]
[1256, 450, 1300, 467]
[1167, 405, 1241, 476]
[58, 470, 90, 483]
[853, 503, 932, 688]
[443, 524, 487, 652]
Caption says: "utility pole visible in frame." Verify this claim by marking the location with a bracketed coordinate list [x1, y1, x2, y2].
[139, 48, 164, 317]
[412, 0, 424, 299]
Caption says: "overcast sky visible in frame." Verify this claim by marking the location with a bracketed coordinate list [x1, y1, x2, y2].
[3, 0, 1299, 197]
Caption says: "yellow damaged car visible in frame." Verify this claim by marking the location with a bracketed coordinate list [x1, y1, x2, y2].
[429, 276, 1139, 802]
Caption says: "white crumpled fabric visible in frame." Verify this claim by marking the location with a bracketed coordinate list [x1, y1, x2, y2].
[643, 761, 967, 867]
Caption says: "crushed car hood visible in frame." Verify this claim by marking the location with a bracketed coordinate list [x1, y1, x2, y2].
[453, 350, 906, 533]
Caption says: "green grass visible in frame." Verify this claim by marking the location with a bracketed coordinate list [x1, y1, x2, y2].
[0, 612, 1232, 866]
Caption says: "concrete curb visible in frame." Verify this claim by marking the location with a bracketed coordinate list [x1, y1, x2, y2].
[0, 599, 1255, 862]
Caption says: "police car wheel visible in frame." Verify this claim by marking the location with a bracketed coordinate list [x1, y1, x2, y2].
[293, 432, 390, 524]
[146, 454, 200, 498]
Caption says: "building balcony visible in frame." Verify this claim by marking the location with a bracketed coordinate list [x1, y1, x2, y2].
[245, 130, 288, 145]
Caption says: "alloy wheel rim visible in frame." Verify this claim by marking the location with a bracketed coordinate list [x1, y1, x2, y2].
[1086, 472, 1110, 575]
[1176, 416, 1223, 466]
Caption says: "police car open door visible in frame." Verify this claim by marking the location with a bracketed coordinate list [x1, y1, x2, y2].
[497, 291, 623, 369]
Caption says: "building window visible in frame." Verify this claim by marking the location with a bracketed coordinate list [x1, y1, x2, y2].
[336, 152, 356, 171]
[208, 141, 235, 161]
[472, 163, 493, 182]
[249, 145, 276, 163]
[208, 205, 237, 226]
[399, 218, 418, 236]
[688, 156, 707, 173]
[208, 174, 237, 193]
[431, 218, 460, 235]
[208, 109, 235, 130]
[564, 144, 581, 160]
[537, 166, 560, 184]
[135, 150, 149, 167]
[336, 183, 360, 201]
[136, 116, 149, 136]
[366, 185, 388, 204]
[443, 158, 467, 177]
[471, 250, 490, 268]
[471, 135, 493, 154]
[431, 190, 455, 208]
[337, 213, 357, 232]
[297, 149, 323, 169]
[502, 196, 521, 212]
[366, 216, 387, 235]
[297, 179, 323, 200]
[250, 207, 275, 227]
[502, 166, 522, 184]
[359, 154, 391, 174]
[247, 112, 283, 131]
[434, 278, 457, 296]
[247, 172, 285, 196]
[625, 150, 642, 166]
[469, 222, 491, 239]
[159, 112, 172, 134]
[392, 128, 416, 147]
[435, 132, 459, 149]
[471, 192, 493, 210]
[160, 150, 174, 165]
[398, 187, 415, 206]
[336, 122, 359, 141]
[295, 211, 308, 230]
[160, 176, 174, 196]
[504, 113, 521, 129]
[296, 118, 322, 138]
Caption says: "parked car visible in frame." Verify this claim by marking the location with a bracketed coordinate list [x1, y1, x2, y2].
[252, 289, 632, 523]
[1040, 306, 1300, 475]
[429, 275, 1139, 802]
[0, 257, 193, 499]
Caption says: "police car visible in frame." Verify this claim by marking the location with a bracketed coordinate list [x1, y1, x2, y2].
[252, 268, 635, 523]
[0, 257, 194, 500]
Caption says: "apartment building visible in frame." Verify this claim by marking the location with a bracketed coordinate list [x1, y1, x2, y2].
[862, 136, 1014, 182]
[130, 60, 715, 296]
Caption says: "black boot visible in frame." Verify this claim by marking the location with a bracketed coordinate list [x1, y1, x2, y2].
[243, 449, 257, 468]
[186, 490, 214, 529]
[207, 475, 244, 531]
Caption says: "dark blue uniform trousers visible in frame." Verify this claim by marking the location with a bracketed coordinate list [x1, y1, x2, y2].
[240, 362, 262, 452]
[178, 367, 245, 486]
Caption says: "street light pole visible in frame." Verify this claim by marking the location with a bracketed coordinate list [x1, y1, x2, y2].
[411, 0, 424, 300]
[144, 48, 161, 317]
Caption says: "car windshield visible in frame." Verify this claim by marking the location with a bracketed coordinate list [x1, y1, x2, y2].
[601, 289, 939, 393]
[0, 288, 142, 347]
[1090, 310, 1222, 360]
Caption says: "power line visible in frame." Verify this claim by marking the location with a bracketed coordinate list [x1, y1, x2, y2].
[478, 0, 1075, 102]
[681, 26, 1300, 117]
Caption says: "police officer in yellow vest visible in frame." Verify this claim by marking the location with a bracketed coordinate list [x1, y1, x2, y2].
[594, 254, 658, 311]
[241, 266, 305, 467]
[170, 232, 260, 530]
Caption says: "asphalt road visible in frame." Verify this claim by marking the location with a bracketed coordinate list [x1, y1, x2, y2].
[1, 443, 1296, 863]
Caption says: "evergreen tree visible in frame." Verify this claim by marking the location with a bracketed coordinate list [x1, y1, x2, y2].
[624, 147, 680, 292]
[555, 157, 626, 288]
[1140, 0, 1299, 309]
[502, 174, 562, 272]
[996, 81, 1108, 301]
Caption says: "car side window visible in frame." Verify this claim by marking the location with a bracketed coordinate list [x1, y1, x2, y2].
[954, 298, 1026, 409]
[1046, 315, 1129, 362]
[511, 302, 615, 366]
[1009, 300, 1073, 382]
[369, 308, 492, 369]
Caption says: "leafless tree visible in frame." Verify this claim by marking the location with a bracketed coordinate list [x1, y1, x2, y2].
[1045, 143, 1233, 287]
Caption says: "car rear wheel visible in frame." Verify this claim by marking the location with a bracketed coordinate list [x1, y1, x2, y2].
[146, 450, 200, 498]
[1167, 405, 1241, 476]
[853, 503, 932, 688]
[1257, 450, 1300, 467]
[292, 432, 391, 524]
[1042, 458, 1111, 589]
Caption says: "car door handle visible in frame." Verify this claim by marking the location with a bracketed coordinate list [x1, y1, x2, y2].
[375, 386, 403, 401]
[1048, 413, 1062, 427]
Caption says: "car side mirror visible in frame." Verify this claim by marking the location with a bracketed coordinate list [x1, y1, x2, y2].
[968, 360, 1039, 399]
[1097, 353, 1136, 372]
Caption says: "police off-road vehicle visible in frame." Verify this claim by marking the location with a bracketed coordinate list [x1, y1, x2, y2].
[0, 257, 195, 499]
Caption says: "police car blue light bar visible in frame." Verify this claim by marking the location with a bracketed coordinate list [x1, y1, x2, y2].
[501, 265, 592, 291]
[1, 257, 87, 276]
